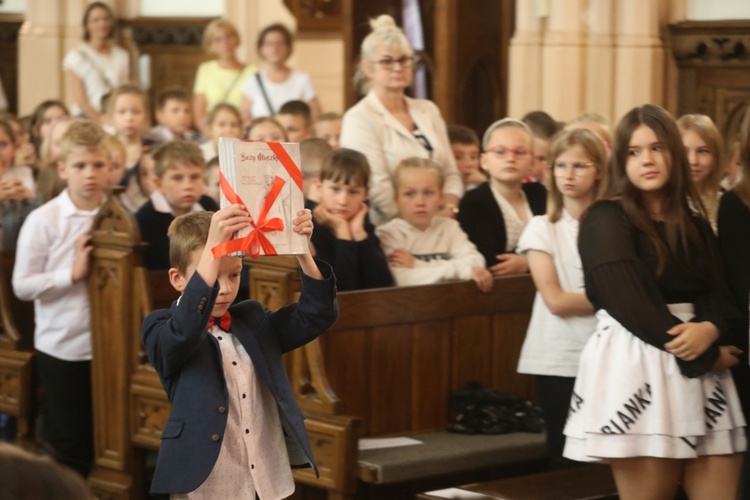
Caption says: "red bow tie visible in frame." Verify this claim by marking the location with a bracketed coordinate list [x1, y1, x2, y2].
[207, 311, 232, 332]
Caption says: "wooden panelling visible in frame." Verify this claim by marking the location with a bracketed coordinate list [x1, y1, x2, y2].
[0, 15, 22, 114]
[319, 277, 536, 438]
[669, 21, 750, 141]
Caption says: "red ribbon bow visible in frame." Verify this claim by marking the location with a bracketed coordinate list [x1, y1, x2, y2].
[211, 173, 286, 259]
[211, 141, 303, 259]
[207, 311, 232, 332]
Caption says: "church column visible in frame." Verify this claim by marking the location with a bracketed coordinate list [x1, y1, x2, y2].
[17, 0, 67, 114]
[585, 0, 615, 124]
[540, 0, 587, 122]
[612, 0, 666, 121]
[507, 0, 543, 118]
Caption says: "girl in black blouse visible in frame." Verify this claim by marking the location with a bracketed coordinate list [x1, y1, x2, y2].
[564, 104, 745, 499]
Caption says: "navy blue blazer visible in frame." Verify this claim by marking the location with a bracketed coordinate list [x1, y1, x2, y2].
[142, 260, 338, 495]
[457, 182, 547, 267]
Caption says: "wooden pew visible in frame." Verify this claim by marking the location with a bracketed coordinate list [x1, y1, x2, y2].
[0, 253, 35, 442]
[87, 192, 543, 499]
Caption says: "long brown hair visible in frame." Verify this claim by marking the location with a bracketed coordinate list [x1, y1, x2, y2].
[607, 104, 706, 275]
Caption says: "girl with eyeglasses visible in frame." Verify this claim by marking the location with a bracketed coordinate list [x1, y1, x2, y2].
[564, 104, 745, 499]
[240, 23, 321, 124]
[457, 118, 547, 276]
[516, 128, 606, 470]
[340, 15, 463, 226]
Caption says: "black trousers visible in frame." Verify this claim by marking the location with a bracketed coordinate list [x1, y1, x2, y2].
[37, 351, 94, 477]
[536, 374, 581, 471]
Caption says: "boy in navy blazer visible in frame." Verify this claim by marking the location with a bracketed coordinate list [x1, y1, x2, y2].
[142, 205, 338, 498]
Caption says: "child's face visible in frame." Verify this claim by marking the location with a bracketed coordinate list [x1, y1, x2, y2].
[276, 113, 310, 143]
[681, 129, 714, 185]
[451, 142, 481, 184]
[112, 93, 147, 138]
[172, 247, 242, 317]
[57, 146, 109, 208]
[0, 128, 16, 171]
[314, 119, 342, 149]
[551, 144, 599, 201]
[530, 137, 549, 181]
[157, 99, 192, 135]
[319, 178, 367, 220]
[625, 125, 671, 194]
[248, 122, 285, 142]
[108, 150, 126, 186]
[210, 110, 241, 142]
[48, 121, 72, 162]
[139, 155, 157, 196]
[39, 106, 68, 141]
[155, 161, 205, 216]
[396, 168, 443, 230]
[481, 128, 532, 185]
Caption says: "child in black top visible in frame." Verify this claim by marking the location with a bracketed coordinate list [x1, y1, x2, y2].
[307, 148, 393, 290]
[564, 104, 745, 499]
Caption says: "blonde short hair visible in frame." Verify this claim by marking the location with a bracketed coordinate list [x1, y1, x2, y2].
[152, 141, 206, 178]
[356, 15, 414, 94]
[58, 120, 108, 162]
[202, 19, 240, 53]
[104, 134, 126, 161]
[168, 211, 213, 274]
[393, 157, 444, 192]
[482, 118, 534, 150]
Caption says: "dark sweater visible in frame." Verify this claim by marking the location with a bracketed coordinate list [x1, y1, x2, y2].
[306, 200, 393, 291]
[579, 200, 741, 378]
[136, 195, 220, 270]
[457, 182, 547, 267]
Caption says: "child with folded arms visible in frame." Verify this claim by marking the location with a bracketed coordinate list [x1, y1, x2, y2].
[376, 157, 492, 292]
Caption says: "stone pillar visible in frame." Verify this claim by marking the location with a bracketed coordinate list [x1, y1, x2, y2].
[17, 0, 67, 114]
[612, 0, 666, 122]
[539, 0, 587, 122]
[585, 0, 616, 125]
[507, 0, 543, 118]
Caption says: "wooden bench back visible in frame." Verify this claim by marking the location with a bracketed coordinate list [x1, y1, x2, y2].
[321, 278, 535, 437]
[0, 253, 35, 440]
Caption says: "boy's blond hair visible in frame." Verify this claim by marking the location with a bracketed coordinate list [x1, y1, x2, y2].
[300, 137, 333, 179]
[58, 120, 108, 162]
[152, 140, 206, 178]
[168, 211, 213, 274]
[393, 157, 445, 192]
[104, 134, 127, 161]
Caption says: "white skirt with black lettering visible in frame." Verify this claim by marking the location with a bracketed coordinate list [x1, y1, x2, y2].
[563, 304, 746, 461]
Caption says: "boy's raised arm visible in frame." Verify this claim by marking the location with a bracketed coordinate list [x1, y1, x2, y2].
[294, 209, 323, 280]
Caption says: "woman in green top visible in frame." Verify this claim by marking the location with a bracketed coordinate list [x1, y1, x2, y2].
[192, 19, 257, 133]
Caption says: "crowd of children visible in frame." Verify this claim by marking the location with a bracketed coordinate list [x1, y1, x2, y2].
[0, 11, 748, 500]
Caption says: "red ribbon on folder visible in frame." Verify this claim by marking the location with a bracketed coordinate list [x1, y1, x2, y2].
[211, 173, 286, 259]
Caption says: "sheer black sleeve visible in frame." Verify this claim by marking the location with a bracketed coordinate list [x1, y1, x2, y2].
[578, 201, 717, 377]
[717, 192, 750, 353]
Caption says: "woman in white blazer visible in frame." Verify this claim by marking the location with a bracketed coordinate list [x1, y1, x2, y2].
[340, 15, 463, 225]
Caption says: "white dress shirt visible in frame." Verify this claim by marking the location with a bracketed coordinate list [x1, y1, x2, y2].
[12, 190, 101, 361]
[172, 325, 294, 499]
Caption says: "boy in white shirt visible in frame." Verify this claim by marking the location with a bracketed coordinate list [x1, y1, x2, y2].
[12, 120, 111, 477]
